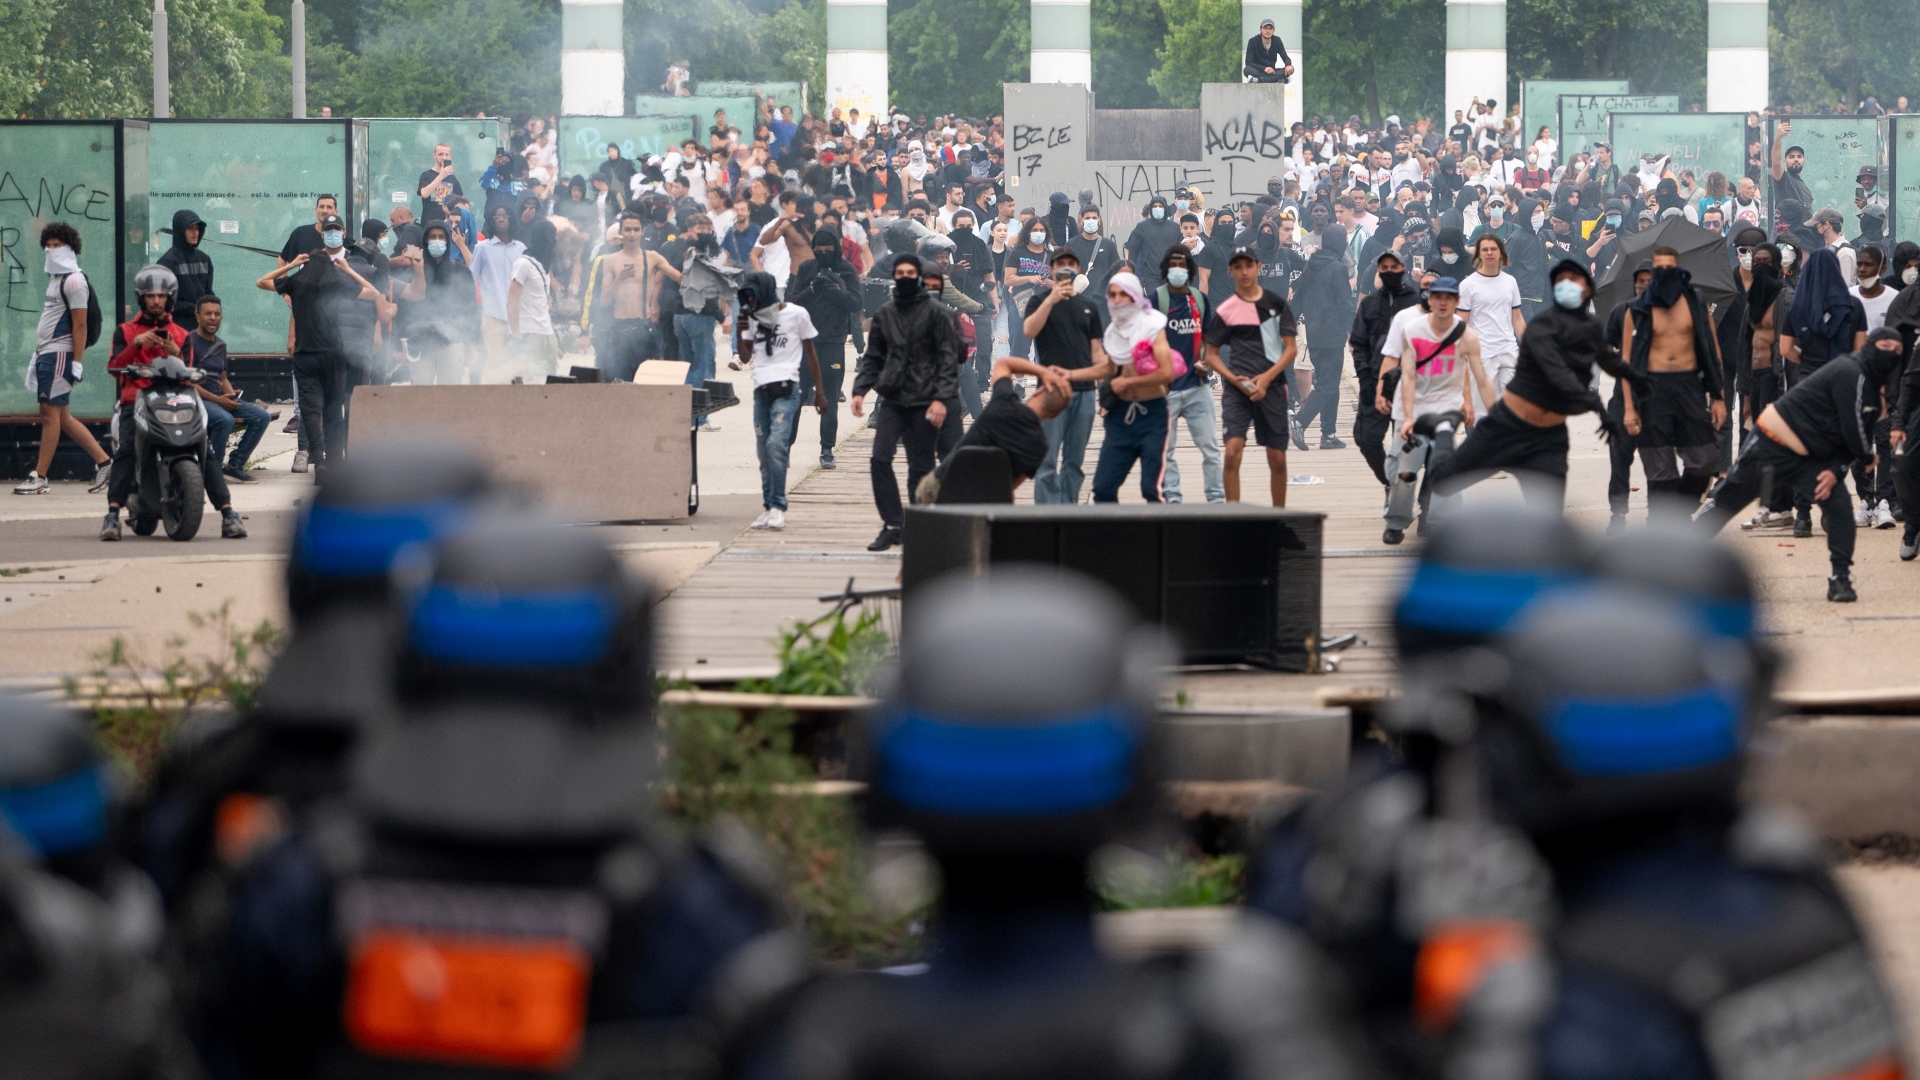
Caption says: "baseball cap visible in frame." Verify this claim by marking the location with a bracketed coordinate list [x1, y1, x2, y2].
[1260, 17, 1274, 27]
[1428, 276, 1461, 295]
[319, 213, 345, 231]
[1859, 165, 1879, 180]
[1229, 245, 1261, 265]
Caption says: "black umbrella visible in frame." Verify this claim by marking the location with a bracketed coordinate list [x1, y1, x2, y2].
[1592, 217, 1738, 319]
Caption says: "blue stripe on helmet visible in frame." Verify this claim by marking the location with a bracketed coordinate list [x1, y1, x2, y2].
[1697, 599, 1756, 640]
[1395, 564, 1580, 636]
[877, 708, 1138, 816]
[0, 765, 108, 856]
[295, 499, 469, 578]
[1546, 685, 1741, 776]
[410, 585, 617, 666]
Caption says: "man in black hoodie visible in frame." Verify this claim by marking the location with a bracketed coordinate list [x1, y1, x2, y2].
[157, 209, 214, 326]
[1347, 251, 1421, 486]
[852, 253, 960, 551]
[1432, 260, 1638, 508]
[787, 226, 864, 469]
[1125, 195, 1182, 291]
[1699, 327, 1902, 602]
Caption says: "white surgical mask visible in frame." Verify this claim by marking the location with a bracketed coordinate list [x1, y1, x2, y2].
[1151, 206, 1165, 220]
[427, 239, 448, 257]
[1082, 218, 1100, 235]
[1781, 247, 1797, 268]
[1553, 279, 1585, 309]
[1166, 268, 1189, 288]
[1532, 211, 1546, 229]
[1176, 199, 1190, 211]
[1440, 252, 1460, 264]
[1488, 207, 1504, 222]
[43, 245, 79, 275]
[322, 230, 345, 249]
[1738, 252, 1753, 271]
[378, 233, 396, 254]
[1030, 230, 1047, 245]
[1906, 267, 1919, 286]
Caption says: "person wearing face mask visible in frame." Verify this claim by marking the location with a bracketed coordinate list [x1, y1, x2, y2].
[662, 213, 734, 433]
[1044, 191, 1075, 249]
[255, 219, 383, 482]
[339, 220, 395, 384]
[1846, 245, 1899, 529]
[14, 223, 111, 498]
[1292, 225, 1355, 451]
[1700, 327, 1905, 601]
[1125, 195, 1182, 291]
[1584, 197, 1627, 270]
[1064, 271, 1177, 502]
[1618, 247, 1729, 519]
[1205, 210, 1241, 307]
[400, 222, 478, 385]
[852, 254, 961, 550]
[1021, 247, 1107, 504]
[1431, 260, 1639, 509]
[1153, 246, 1222, 503]
[1889, 327, 1920, 559]
[1467, 194, 1516, 246]
[1881, 242, 1920, 352]
[1066, 205, 1121, 315]
[1001, 218, 1054, 360]
[1347, 250, 1422, 487]
[1603, 261, 1655, 530]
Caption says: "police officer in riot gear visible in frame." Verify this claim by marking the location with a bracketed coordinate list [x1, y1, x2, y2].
[1468, 586, 1904, 1080]
[136, 439, 496, 911]
[190, 516, 785, 1078]
[0, 691, 194, 1078]
[1245, 503, 1590, 1078]
[736, 568, 1380, 1080]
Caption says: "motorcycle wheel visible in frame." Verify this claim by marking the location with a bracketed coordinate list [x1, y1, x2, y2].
[162, 459, 205, 541]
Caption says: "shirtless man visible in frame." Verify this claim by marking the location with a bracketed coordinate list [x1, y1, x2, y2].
[1621, 246, 1727, 518]
[757, 191, 815, 289]
[594, 211, 680, 381]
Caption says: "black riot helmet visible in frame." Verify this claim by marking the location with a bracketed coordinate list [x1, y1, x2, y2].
[285, 438, 494, 621]
[862, 568, 1173, 859]
[1392, 502, 1594, 663]
[0, 693, 115, 886]
[1472, 586, 1754, 837]
[358, 516, 655, 843]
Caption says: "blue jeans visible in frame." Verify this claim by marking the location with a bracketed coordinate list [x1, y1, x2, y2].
[1162, 384, 1224, 503]
[1092, 398, 1170, 503]
[204, 398, 274, 470]
[753, 381, 803, 511]
[675, 313, 718, 421]
[1035, 390, 1096, 504]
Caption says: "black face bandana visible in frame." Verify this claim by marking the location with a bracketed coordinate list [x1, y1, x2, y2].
[1648, 266, 1690, 307]
[893, 275, 925, 302]
[1378, 270, 1406, 292]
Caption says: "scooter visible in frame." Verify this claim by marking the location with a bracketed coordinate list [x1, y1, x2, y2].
[121, 354, 210, 541]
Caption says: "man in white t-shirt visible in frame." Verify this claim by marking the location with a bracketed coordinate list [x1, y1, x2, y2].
[1456, 234, 1527, 414]
[1850, 245, 1894, 329]
[734, 271, 827, 531]
[1380, 276, 1493, 544]
[506, 249, 558, 381]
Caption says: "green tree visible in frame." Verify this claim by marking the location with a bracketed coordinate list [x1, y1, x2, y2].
[1507, 0, 1705, 108]
[758, 0, 827, 115]
[1091, 0, 1168, 107]
[887, 0, 1025, 118]
[26, 0, 151, 118]
[1770, 0, 1920, 110]
[314, 0, 559, 117]
[0, 0, 57, 117]
[1148, 0, 1234, 109]
[1305, 0, 1442, 125]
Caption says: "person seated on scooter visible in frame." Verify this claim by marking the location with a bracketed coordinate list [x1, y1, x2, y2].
[186, 294, 276, 490]
[102, 265, 192, 541]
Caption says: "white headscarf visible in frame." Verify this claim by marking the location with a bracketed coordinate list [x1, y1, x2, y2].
[1102, 271, 1167, 364]
[906, 140, 930, 181]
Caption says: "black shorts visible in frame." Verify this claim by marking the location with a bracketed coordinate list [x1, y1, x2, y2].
[1639, 369, 1716, 449]
[1220, 382, 1291, 448]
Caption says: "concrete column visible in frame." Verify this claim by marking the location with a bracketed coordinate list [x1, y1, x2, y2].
[152, 0, 168, 118]
[1241, 1, 1298, 132]
[1445, 0, 1505, 124]
[1030, 0, 1091, 86]
[561, 0, 624, 117]
[1706, 0, 1768, 112]
[827, 0, 888, 124]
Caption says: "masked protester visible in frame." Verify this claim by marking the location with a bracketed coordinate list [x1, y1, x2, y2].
[1347, 251, 1422, 487]
[190, 518, 787, 1077]
[784, 228, 862, 468]
[851, 253, 960, 550]
[1125, 195, 1182, 290]
[734, 569, 1382, 1080]
[158, 208, 214, 325]
[1430, 260, 1641, 509]
[1700, 326, 1905, 602]
[400, 221, 479, 384]
[1066, 205, 1121, 315]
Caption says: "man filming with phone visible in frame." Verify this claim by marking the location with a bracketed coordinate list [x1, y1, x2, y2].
[1021, 246, 1106, 504]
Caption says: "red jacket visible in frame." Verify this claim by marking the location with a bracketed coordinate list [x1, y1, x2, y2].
[109, 316, 190, 404]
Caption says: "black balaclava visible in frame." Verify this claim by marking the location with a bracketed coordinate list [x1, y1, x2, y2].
[1864, 326, 1907, 387]
[811, 226, 843, 265]
[891, 252, 926, 302]
[1648, 264, 1691, 308]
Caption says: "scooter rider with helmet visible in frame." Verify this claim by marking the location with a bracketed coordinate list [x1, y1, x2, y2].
[103, 265, 204, 541]
[729, 568, 1382, 1080]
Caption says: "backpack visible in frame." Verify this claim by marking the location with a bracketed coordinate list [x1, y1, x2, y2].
[63, 272, 102, 348]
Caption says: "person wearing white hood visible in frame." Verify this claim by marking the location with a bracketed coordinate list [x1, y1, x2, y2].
[903, 141, 932, 204]
[14, 223, 111, 495]
[1065, 271, 1177, 502]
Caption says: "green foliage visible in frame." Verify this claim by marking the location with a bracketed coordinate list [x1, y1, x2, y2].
[1149, 0, 1236, 109]
[887, 0, 1026, 118]
[1090, 0, 1169, 108]
[26, 0, 151, 118]
[736, 605, 889, 698]
[1770, 0, 1920, 111]
[1507, 0, 1704, 109]
[65, 602, 281, 780]
[312, 0, 560, 117]
[1304, 0, 1442, 125]
[0, 0, 58, 117]
[1094, 847, 1246, 910]
[661, 702, 923, 965]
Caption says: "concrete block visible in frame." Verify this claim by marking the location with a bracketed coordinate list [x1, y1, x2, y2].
[1155, 706, 1350, 789]
[1747, 718, 1920, 840]
[350, 383, 692, 522]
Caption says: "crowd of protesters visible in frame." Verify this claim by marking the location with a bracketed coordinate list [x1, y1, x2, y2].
[14, 92, 1920, 597]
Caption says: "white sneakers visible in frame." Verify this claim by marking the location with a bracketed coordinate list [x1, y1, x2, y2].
[1740, 509, 1793, 530]
[12, 472, 47, 495]
[749, 508, 786, 530]
[1856, 503, 1873, 528]
[292, 450, 309, 473]
[1872, 500, 1897, 529]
